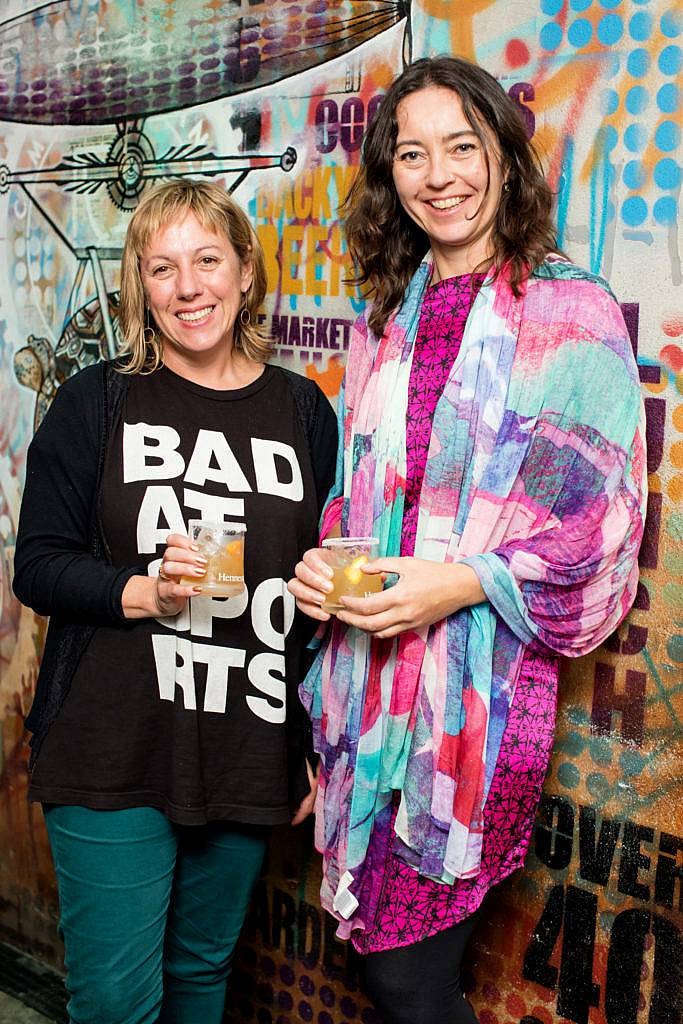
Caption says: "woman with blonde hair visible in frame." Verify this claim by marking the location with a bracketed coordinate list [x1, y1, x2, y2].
[14, 178, 336, 1024]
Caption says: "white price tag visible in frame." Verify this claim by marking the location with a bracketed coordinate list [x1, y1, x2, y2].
[332, 870, 359, 920]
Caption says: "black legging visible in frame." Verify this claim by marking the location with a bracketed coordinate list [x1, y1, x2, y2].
[362, 914, 481, 1024]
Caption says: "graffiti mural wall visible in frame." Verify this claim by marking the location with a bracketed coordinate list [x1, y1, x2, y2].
[0, 0, 681, 1021]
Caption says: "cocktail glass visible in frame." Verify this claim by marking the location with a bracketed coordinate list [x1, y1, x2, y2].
[181, 520, 246, 597]
[321, 537, 381, 614]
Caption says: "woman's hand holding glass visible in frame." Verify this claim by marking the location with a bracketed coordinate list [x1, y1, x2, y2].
[122, 533, 208, 619]
[287, 547, 335, 622]
[153, 532, 208, 616]
[290, 553, 485, 638]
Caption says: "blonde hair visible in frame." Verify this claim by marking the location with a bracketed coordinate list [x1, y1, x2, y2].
[118, 179, 270, 373]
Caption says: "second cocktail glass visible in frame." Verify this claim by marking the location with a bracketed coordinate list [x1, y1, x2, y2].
[321, 537, 382, 613]
[181, 520, 247, 597]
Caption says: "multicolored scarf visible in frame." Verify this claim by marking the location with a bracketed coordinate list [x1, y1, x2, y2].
[300, 257, 646, 923]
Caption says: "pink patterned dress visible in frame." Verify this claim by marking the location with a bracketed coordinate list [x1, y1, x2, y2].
[307, 259, 643, 950]
[352, 273, 559, 954]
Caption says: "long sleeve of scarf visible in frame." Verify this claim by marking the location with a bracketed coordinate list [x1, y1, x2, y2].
[461, 277, 646, 658]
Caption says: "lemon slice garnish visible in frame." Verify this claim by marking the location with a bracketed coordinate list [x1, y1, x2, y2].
[344, 554, 368, 585]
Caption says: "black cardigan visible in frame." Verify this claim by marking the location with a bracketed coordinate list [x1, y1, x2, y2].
[13, 360, 337, 768]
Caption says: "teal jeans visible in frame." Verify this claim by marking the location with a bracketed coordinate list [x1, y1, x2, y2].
[44, 805, 267, 1024]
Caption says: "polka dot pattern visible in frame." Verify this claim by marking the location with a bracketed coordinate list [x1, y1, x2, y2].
[622, 195, 648, 226]
[625, 84, 648, 114]
[632, 11, 653, 41]
[598, 13, 624, 44]
[223, 927, 374, 1024]
[601, 8, 682, 230]
[623, 160, 646, 190]
[654, 196, 678, 226]
[624, 123, 647, 152]
[655, 158, 682, 190]
[657, 83, 680, 113]
[660, 10, 682, 38]
[659, 45, 682, 75]
[568, 18, 592, 47]
[540, 21, 563, 50]
[655, 120, 680, 152]
[601, 88, 620, 115]
[627, 47, 650, 76]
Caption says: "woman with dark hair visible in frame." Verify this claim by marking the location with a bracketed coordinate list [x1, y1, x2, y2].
[14, 178, 337, 1024]
[288, 57, 645, 1023]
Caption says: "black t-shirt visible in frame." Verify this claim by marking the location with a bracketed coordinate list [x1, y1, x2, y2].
[30, 365, 325, 825]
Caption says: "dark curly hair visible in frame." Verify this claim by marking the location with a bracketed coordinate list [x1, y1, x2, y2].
[343, 56, 559, 337]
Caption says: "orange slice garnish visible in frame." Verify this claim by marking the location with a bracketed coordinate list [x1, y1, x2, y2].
[344, 554, 368, 585]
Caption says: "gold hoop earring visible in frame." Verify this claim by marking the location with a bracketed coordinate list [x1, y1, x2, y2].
[503, 180, 510, 193]
[240, 306, 251, 327]
[143, 306, 163, 367]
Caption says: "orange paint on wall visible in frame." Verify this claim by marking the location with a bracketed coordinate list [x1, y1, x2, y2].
[668, 473, 683, 503]
[534, 61, 598, 109]
[305, 354, 345, 398]
[421, 0, 497, 61]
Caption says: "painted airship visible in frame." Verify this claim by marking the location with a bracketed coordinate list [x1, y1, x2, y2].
[0, 0, 411, 126]
[3, 0, 411, 425]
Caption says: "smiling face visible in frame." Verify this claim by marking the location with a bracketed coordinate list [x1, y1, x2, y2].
[140, 210, 253, 376]
[392, 85, 506, 279]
